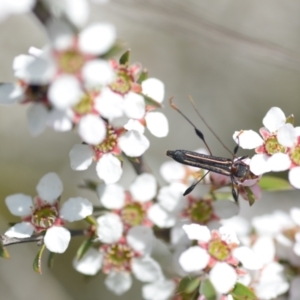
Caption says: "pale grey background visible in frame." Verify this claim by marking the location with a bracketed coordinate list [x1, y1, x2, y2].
[0, 1, 300, 299]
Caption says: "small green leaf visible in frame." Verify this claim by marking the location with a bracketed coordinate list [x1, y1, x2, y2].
[286, 114, 294, 125]
[200, 279, 216, 300]
[119, 50, 130, 65]
[143, 95, 162, 108]
[101, 42, 124, 59]
[76, 238, 94, 261]
[244, 186, 255, 206]
[178, 276, 201, 294]
[0, 241, 10, 259]
[137, 69, 148, 84]
[230, 282, 257, 300]
[85, 215, 97, 226]
[33, 244, 46, 274]
[47, 252, 55, 269]
[259, 175, 292, 191]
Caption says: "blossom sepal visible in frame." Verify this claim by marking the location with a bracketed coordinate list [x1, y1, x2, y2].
[33, 244, 46, 274]
[76, 238, 94, 261]
[258, 175, 292, 191]
[119, 50, 130, 66]
[229, 282, 257, 300]
[200, 279, 216, 300]
[0, 241, 9, 259]
[177, 276, 201, 297]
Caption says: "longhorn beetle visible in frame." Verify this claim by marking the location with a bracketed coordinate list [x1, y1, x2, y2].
[166, 97, 250, 202]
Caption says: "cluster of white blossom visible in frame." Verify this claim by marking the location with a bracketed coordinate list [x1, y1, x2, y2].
[1, 1, 300, 300]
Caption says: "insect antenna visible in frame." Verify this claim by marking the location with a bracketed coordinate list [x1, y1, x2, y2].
[188, 95, 234, 157]
[183, 171, 210, 196]
[169, 97, 212, 155]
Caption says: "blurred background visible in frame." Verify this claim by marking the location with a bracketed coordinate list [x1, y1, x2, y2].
[1, 0, 300, 299]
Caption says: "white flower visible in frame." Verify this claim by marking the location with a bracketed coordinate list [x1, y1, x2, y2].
[142, 278, 176, 300]
[0, 0, 35, 22]
[5, 173, 93, 253]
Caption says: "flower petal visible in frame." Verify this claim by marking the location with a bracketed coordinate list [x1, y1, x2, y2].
[48, 75, 82, 110]
[141, 78, 164, 103]
[233, 130, 263, 149]
[160, 161, 186, 183]
[69, 144, 94, 170]
[36, 172, 63, 204]
[142, 279, 176, 300]
[118, 130, 149, 157]
[60, 197, 93, 222]
[123, 92, 145, 119]
[96, 213, 123, 243]
[219, 226, 240, 244]
[209, 262, 237, 294]
[27, 103, 48, 136]
[268, 153, 290, 172]
[73, 248, 102, 275]
[289, 167, 300, 189]
[129, 173, 157, 202]
[233, 246, 262, 270]
[96, 153, 122, 184]
[0, 83, 24, 104]
[78, 115, 106, 145]
[147, 204, 177, 228]
[79, 23, 116, 55]
[182, 224, 211, 242]
[263, 107, 286, 133]
[145, 112, 169, 138]
[5, 194, 33, 216]
[99, 183, 125, 209]
[277, 123, 297, 147]
[131, 256, 163, 282]
[105, 271, 132, 295]
[250, 154, 271, 175]
[44, 226, 71, 253]
[127, 226, 154, 255]
[179, 246, 210, 272]
[5, 222, 35, 238]
[47, 109, 73, 132]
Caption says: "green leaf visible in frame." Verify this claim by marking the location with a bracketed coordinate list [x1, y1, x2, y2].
[200, 279, 216, 300]
[230, 282, 257, 300]
[119, 50, 130, 65]
[259, 175, 292, 191]
[286, 114, 294, 125]
[137, 69, 148, 84]
[0, 241, 10, 259]
[33, 244, 46, 274]
[101, 42, 124, 59]
[47, 252, 55, 269]
[244, 186, 255, 206]
[76, 238, 94, 261]
[143, 95, 162, 108]
[177, 276, 201, 294]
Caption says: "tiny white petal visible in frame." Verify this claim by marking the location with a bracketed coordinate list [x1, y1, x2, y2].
[132, 256, 163, 282]
[127, 226, 154, 255]
[124, 119, 145, 133]
[145, 112, 169, 138]
[96, 153, 122, 184]
[5, 194, 33, 216]
[60, 197, 93, 222]
[78, 115, 106, 145]
[179, 246, 210, 272]
[250, 154, 271, 175]
[69, 144, 94, 170]
[252, 236, 275, 264]
[105, 272, 132, 295]
[48, 75, 82, 110]
[277, 123, 297, 147]
[142, 78, 165, 103]
[147, 204, 177, 228]
[130, 173, 157, 202]
[263, 107, 286, 132]
[209, 262, 237, 294]
[213, 200, 239, 220]
[289, 167, 300, 189]
[5, 222, 35, 238]
[233, 246, 262, 270]
[268, 153, 290, 172]
[36, 172, 63, 204]
[27, 103, 48, 136]
[118, 130, 149, 157]
[82, 59, 115, 88]
[47, 109, 73, 132]
[219, 226, 240, 244]
[182, 224, 211, 242]
[96, 213, 123, 243]
[233, 130, 263, 149]
[123, 92, 145, 119]
[63, 0, 89, 28]
[290, 208, 300, 226]
[79, 23, 116, 55]
[100, 184, 125, 209]
[220, 216, 250, 237]
[44, 226, 71, 253]
[160, 161, 186, 183]
[73, 248, 102, 275]
[0, 83, 24, 104]
[142, 279, 176, 300]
